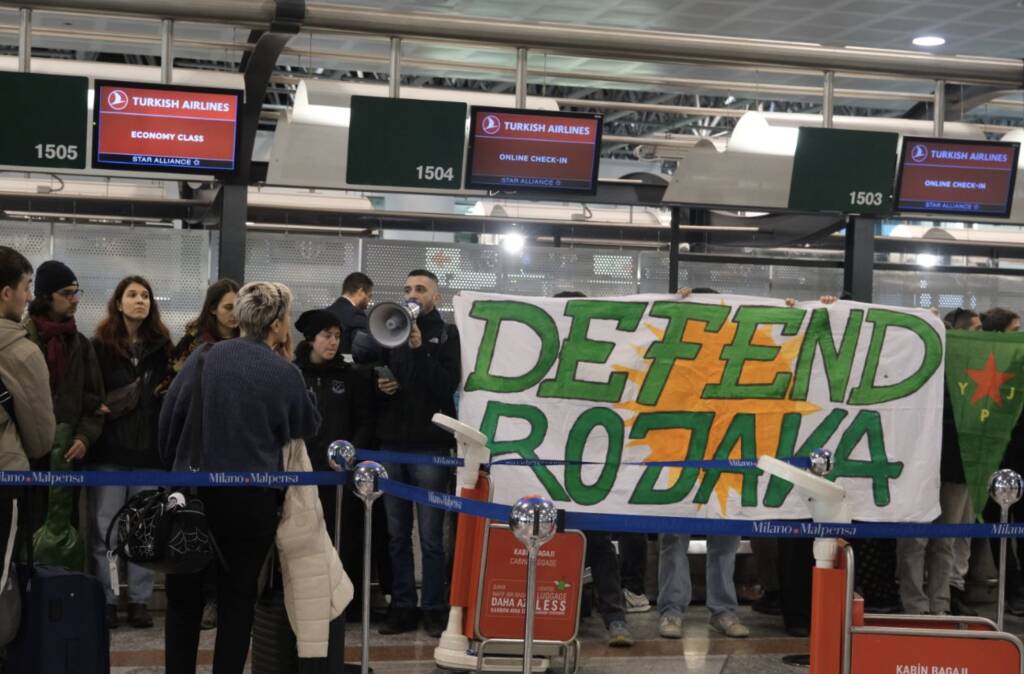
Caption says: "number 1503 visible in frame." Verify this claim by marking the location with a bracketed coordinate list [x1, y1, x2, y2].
[849, 191, 884, 207]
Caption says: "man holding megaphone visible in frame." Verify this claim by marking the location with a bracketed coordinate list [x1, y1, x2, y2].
[369, 269, 461, 639]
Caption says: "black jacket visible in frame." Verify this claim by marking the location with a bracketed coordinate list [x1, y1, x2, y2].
[376, 309, 460, 451]
[940, 389, 966, 484]
[295, 341, 375, 470]
[325, 297, 369, 356]
[89, 335, 170, 469]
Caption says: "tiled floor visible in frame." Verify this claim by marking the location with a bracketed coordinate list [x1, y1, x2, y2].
[109, 600, 1024, 673]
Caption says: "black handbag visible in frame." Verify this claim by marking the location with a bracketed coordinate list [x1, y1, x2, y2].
[103, 376, 141, 420]
[104, 347, 220, 575]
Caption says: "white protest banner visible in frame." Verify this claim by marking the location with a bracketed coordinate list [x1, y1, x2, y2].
[454, 292, 944, 522]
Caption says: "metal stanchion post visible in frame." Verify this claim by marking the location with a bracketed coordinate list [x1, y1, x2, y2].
[326, 440, 362, 673]
[989, 469, 1023, 631]
[353, 461, 388, 674]
[509, 495, 558, 674]
[327, 440, 357, 553]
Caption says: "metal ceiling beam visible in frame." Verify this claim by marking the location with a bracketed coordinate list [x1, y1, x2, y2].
[0, 25, 960, 106]
[15, 1, 1024, 86]
[558, 98, 748, 118]
[903, 83, 1012, 122]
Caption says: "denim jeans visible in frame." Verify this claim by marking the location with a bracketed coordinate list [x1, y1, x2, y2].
[657, 534, 739, 618]
[88, 465, 154, 605]
[381, 456, 451, 611]
[897, 482, 965, 614]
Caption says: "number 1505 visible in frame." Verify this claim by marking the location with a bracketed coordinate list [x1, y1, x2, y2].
[34, 144, 79, 161]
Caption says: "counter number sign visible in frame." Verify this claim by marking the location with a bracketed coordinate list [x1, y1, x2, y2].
[0, 72, 87, 170]
[787, 127, 898, 215]
[346, 96, 466, 190]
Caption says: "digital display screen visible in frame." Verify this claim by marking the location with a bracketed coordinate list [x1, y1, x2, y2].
[895, 137, 1020, 217]
[93, 81, 241, 174]
[465, 107, 603, 193]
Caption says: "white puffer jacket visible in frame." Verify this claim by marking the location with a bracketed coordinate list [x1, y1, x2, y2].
[277, 439, 354, 658]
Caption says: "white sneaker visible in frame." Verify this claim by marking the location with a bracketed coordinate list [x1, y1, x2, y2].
[659, 613, 683, 639]
[623, 589, 651, 613]
[710, 612, 749, 638]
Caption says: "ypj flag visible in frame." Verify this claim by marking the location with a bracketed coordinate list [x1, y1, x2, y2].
[946, 330, 1024, 514]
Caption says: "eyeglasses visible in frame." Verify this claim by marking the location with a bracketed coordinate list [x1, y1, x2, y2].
[55, 288, 83, 299]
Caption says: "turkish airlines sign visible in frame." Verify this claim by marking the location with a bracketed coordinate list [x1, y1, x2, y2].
[465, 107, 603, 193]
[896, 137, 1020, 217]
[93, 82, 241, 173]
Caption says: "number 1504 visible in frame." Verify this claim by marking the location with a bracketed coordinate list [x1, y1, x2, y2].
[416, 165, 454, 181]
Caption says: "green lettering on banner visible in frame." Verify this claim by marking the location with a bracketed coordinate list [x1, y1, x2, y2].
[478, 401, 568, 502]
[791, 309, 864, 402]
[627, 412, 714, 505]
[693, 414, 760, 506]
[762, 410, 848, 507]
[847, 309, 943, 405]
[465, 301, 560, 393]
[564, 409, 623, 506]
[703, 307, 805, 400]
[538, 300, 646, 403]
[637, 302, 730, 405]
[830, 410, 903, 506]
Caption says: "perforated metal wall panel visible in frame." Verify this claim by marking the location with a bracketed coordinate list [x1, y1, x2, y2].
[767, 265, 845, 300]
[638, 252, 844, 300]
[505, 249, 640, 297]
[6, 222, 1022, 343]
[874, 269, 1024, 314]
[245, 232, 361, 319]
[0, 221, 52, 271]
[50, 224, 212, 339]
[362, 239, 502, 314]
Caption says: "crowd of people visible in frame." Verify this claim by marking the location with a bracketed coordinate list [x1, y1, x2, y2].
[0, 243, 1021, 671]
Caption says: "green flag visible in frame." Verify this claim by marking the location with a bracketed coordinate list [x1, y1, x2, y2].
[946, 330, 1024, 515]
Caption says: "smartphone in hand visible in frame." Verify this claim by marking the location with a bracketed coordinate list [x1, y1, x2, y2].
[375, 365, 396, 381]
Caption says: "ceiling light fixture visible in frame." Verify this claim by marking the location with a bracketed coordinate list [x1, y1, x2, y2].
[912, 36, 946, 47]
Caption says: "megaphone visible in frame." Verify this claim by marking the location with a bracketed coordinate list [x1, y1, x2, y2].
[368, 298, 421, 348]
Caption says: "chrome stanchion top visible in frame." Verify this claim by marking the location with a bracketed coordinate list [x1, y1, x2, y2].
[327, 440, 357, 473]
[509, 495, 557, 674]
[353, 461, 387, 503]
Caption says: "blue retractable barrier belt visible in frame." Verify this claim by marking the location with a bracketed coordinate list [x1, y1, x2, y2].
[353, 448, 810, 470]
[0, 470, 345, 488]
[1, 469, 1020, 539]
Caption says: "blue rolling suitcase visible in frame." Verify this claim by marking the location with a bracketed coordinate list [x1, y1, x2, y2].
[6, 492, 109, 674]
[6, 564, 109, 674]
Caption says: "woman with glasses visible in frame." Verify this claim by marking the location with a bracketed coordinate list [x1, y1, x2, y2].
[88, 276, 172, 629]
[158, 282, 320, 674]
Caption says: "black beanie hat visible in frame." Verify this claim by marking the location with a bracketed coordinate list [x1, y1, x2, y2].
[295, 309, 342, 341]
[35, 260, 78, 297]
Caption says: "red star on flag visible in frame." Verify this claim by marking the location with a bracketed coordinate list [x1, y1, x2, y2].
[967, 352, 1015, 406]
